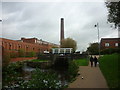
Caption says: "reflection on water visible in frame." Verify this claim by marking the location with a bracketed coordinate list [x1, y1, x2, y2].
[22, 63, 36, 72]
[22, 63, 34, 80]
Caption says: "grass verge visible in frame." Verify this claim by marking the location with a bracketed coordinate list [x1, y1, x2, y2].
[30, 59, 49, 62]
[74, 58, 89, 66]
[99, 53, 119, 88]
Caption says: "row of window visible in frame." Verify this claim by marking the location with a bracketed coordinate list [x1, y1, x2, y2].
[105, 43, 118, 47]
[2, 42, 49, 52]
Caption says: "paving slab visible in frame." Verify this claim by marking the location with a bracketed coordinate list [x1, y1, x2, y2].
[68, 62, 108, 88]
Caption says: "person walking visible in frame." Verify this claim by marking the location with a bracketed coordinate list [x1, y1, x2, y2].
[94, 56, 98, 67]
[90, 55, 94, 67]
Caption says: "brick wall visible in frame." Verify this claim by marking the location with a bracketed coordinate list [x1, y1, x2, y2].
[21, 38, 37, 44]
[100, 38, 120, 50]
[0, 38, 51, 53]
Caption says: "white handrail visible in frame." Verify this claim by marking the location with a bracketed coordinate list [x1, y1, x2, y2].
[52, 48, 73, 54]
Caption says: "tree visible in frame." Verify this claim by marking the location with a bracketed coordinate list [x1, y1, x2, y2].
[61, 38, 77, 52]
[105, 1, 120, 27]
[87, 43, 99, 55]
[18, 49, 25, 57]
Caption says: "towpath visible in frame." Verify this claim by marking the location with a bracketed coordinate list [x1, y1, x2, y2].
[68, 61, 108, 88]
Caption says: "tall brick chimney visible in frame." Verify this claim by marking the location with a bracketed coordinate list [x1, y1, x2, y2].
[60, 18, 64, 46]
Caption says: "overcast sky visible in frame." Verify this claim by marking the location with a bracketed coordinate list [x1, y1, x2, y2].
[0, 0, 118, 51]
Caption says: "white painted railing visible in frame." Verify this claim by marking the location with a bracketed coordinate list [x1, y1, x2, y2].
[52, 48, 73, 54]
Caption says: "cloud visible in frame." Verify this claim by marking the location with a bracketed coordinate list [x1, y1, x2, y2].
[2, 2, 118, 51]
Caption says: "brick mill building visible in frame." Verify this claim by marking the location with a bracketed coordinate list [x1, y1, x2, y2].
[0, 18, 66, 57]
[100, 38, 120, 50]
[0, 37, 59, 54]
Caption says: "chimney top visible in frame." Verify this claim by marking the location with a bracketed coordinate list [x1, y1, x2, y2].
[21, 37, 25, 40]
[61, 18, 64, 20]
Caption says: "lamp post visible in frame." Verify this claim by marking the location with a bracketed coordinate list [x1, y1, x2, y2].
[95, 23, 100, 57]
[118, 23, 120, 38]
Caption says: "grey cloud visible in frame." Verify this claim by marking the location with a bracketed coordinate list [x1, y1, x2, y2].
[2, 2, 24, 14]
[2, 2, 118, 51]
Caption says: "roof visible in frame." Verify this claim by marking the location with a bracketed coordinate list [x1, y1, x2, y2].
[101, 38, 120, 41]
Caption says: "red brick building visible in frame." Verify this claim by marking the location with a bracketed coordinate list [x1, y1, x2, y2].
[0, 37, 59, 54]
[100, 38, 120, 50]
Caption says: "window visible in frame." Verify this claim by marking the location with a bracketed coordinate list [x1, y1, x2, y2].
[115, 43, 118, 47]
[52, 49, 57, 54]
[66, 49, 70, 53]
[26, 46, 28, 51]
[105, 43, 109, 47]
[19, 45, 21, 48]
[9, 44, 12, 50]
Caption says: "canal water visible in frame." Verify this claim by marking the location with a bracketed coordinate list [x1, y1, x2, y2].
[3, 60, 70, 89]
[22, 62, 69, 87]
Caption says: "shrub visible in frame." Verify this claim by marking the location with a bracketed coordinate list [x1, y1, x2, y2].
[100, 48, 120, 55]
[25, 51, 36, 57]
[2, 63, 67, 89]
[2, 48, 10, 67]
[10, 51, 19, 58]
[67, 60, 79, 82]
[29, 51, 36, 57]
[2, 61, 24, 87]
[20, 69, 66, 89]
[18, 49, 25, 57]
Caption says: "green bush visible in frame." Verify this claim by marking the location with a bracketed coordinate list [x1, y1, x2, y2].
[67, 60, 79, 82]
[2, 49, 10, 67]
[10, 52, 18, 58]
[29, 51, 36, 57]
[2, 61, 24, 87]
[18, 49, 25, 57]
[25, 51, 36, 57]
[2, 63, 67, 89]
[100, 48, 120, 55]
[20, 69, 66, 89]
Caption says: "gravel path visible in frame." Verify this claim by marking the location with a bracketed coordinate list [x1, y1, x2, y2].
[68, 62, 108, 88]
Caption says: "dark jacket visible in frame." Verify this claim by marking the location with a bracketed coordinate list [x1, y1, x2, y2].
[90, 57, 93, 62]
[94, 57, 98, 63]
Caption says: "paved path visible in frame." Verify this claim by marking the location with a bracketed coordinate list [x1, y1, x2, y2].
[68, 62, 108, 88]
